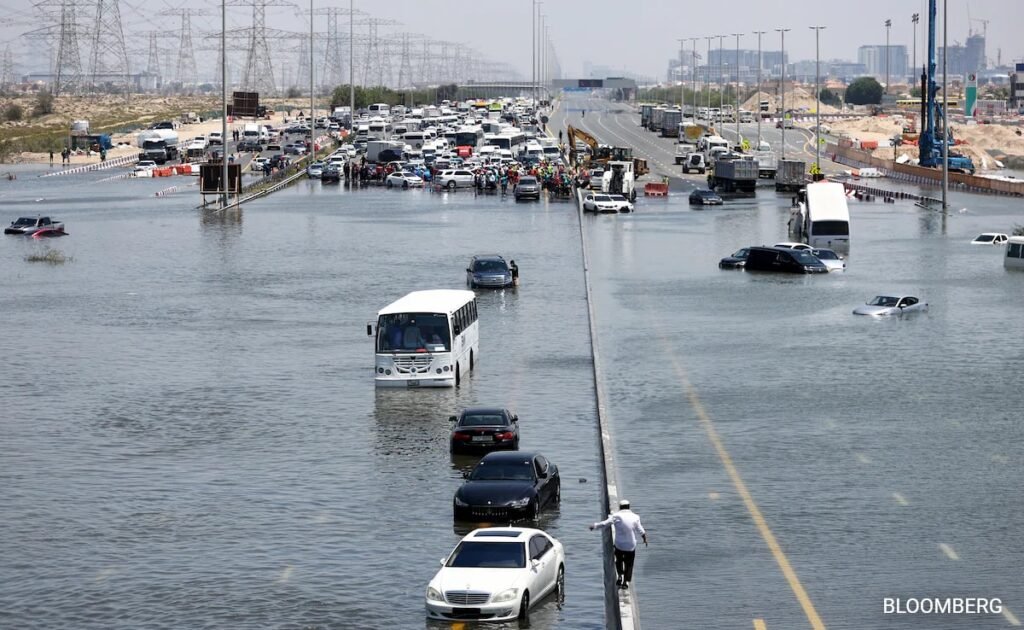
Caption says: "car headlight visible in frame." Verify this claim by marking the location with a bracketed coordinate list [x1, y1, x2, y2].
[508, 497, 530, 508]
[426, 586, 444, 602]
[492, 588, 519, 603]
[454, 496, 468, 507]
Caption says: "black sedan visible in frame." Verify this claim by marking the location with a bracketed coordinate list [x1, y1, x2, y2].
[719, 247, 750, 269]
[449, 407, 519, 453]
[453, 451, 560, 522]
[236, 140, 263, 152]
[689, 189, 723, 206]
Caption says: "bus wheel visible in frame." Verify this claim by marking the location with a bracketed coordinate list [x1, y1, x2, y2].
[470, 350, 474, 371]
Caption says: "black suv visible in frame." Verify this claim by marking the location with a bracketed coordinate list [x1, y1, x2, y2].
[743, 246, 829, 274]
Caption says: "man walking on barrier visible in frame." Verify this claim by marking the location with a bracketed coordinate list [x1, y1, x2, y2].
[590, 499, 648, 590]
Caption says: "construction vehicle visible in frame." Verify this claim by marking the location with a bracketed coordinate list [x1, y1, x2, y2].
[707, 154, 758, 195]
[917, 0, 975, 174]
[602, 161, 637, 201]
[566, 126, 649, 177]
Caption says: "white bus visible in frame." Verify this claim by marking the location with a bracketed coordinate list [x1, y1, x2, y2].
[793, 181, 851, 250]
[1005, 236, 1024, 271]
[368, 290, 479, 388]
[368, 102, 391, 117]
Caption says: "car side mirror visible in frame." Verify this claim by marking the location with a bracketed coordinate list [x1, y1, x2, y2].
[366, 323, 373, 336]
[462, 471, 470, 479]
[531, 559, 540, 570]
[466, 268, 472, 273]
[440, 558, 447, 567]
[512, 415, 519, 423]
[449, 415, 457, 422]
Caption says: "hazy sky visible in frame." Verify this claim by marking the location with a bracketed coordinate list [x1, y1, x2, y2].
[0, 0, 1020, 81]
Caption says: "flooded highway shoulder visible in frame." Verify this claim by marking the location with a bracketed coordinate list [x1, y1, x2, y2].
[0, 178, 608, 629]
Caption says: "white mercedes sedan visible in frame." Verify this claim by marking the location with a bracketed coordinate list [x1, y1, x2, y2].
[426, 527, 565, 624]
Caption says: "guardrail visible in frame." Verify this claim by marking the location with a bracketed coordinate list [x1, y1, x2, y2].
[39, 153, 139, 178]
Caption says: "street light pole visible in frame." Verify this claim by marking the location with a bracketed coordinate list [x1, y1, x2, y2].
[810, 26, 826, 174]
[349, 0, 354, 122]
[753, 30, 765, 146]
[309, 0, 314, 167]
[885, 19, 892, 97]
[912, 13, 920, 83]
[221, 0, 228, 208]
[531, 0, 536, 110]
[704, 36, 713, 121]
[718, 34, 725, 117]
[690, 38, 699, 121]
[733, 33, 742, 147]
[775, 28, 790, 159]
[678, 38, 686, 109]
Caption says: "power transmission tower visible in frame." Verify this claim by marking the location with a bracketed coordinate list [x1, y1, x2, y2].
[175, 10, 197, 86]
[304, 7, 359, 91]
[295, 32, 310, 93]
[234, 0, 281, 95]
[51, 0, 84, 96]
[89, 0, 131, 94]
[396, 33, 413, 89]
[1, 46, 13, 91]
[357, 17, 398, 87]
[145, 32, 160, 85]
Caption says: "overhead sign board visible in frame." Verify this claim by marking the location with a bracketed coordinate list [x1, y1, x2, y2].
[232, 91, 260, 118]
[199, 164, 242, 194]
[578, 79, 604, 88]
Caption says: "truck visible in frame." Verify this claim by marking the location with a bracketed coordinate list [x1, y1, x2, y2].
[678, 121, 707, 144]
[640, 104, 654, 128]
[750, 141, 777, 178]
[660, 108, 682, 138]
[775, 159, 807, 192]
[707, 155, 758, 194]
[649, 107, 666, 133]
[5, 216, 65, 235]
[698, 135, 729, 160]
[675, 142, 697, 165]
[365, 139, 405, 164]
[136, 128, 179, 148]
[139, 139, 179, 165]
[69, 133, 113, 152]
[601, 160, 636, 201]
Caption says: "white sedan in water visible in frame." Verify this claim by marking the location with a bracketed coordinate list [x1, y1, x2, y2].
[426, 527, 564, 624]
[853, 295, 928, 316]
[385, 172, 424, 188]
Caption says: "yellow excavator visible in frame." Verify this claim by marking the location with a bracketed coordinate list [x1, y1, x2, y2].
[567, 125, 649, 177]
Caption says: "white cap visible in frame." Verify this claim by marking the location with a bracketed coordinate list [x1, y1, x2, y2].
[619, 499, 630, 508]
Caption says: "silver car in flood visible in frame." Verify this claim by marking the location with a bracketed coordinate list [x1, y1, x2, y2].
[853, 295, 928, 316]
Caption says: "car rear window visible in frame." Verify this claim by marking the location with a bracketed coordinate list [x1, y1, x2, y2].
[461, 414, 506, 426]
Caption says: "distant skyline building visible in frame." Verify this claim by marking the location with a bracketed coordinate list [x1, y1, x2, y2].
[858, 44, 908, 84]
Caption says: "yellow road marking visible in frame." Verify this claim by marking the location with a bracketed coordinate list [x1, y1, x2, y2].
[753, 620, 768, 630]
[666, 354, 826, 630]
[892, 492, 909, 506]
[938, 543, 960, 561]
[1003, 606, 1021, 626]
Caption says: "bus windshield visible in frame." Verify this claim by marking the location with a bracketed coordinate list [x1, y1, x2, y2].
[455, 132, 480, 147]
[377, 313, 451, 353]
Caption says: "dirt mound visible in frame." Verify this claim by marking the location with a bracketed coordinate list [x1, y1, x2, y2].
[741, 88, 841, 115]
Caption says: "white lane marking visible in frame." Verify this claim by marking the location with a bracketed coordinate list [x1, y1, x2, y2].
[892, 492, 909, 506]
[95, 568, 117, 582]
[1003, 606, 1021, 626]
[277, 565, 294, 583]
[938, 543, 960, 561]
[709, 491, 721, 500]
[855, 453, 872, 464]
[312, 512, 330, 523]
[992, 454, 1009, 464]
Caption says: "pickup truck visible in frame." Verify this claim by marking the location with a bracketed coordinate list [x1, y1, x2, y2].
[6, 216, 65, 235]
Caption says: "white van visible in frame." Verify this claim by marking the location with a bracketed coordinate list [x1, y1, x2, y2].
[368, 103, 391, 117]
[1005, 236, 1024, 270]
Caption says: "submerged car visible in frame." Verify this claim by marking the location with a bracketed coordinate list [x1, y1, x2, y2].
[719, 247, 750, 269]
[583, 193, 630, 213]
[386, 172, 424, 188]
[743, 246, 830, 274]
[773, 241, 815, 252]
[5, 216, 64, 236]
[689, 189, 723, 206]
[971, 233, 1009, 246]
[811, 248, 846, 272]
[425, 527, 565, 623]
[853, 295, 928, 316]
[453, 451, 560, 522]
[466, 255, 515, 289]
[449, 407, 519, 453]
[306, 161, 323, 178]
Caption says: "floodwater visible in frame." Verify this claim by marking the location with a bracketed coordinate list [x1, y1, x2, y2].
[557, 97, 1024, 629]
[0, 168, 606, 629]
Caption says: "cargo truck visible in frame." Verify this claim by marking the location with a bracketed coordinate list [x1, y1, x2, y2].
[750, 140, 777, 179]
[649, 107, 666, 132]
[775, 159, 807, 192]
[640, 104, 654, 128]
[660, 109, 682, 138]
[707, 155, 758, 194]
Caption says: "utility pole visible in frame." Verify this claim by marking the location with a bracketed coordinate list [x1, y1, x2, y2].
[775, 28, 790, 159]
[221, 0, 228, 209]
[690, 38, 699, 121]
[885, 19, 892, 97]
[733, 33, 742, 147]
[309, 0, 313, 168]
[678, 38, 686, 108]
[531, 0, 536, 110]
[912, 13, 920, 83]
[810, 26, 826, 174]
[753, 30, 766, 146]
[718, 34, 725, 113]
[349, 0, 354, 118]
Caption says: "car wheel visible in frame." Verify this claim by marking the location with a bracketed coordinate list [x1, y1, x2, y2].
[447, 180, 456, 189]
[518, 592, 530, 623]
[403, 181, 409, 189]
[553, 481, 561, 505]
[555, 565, 565, 602]
[386, 180, 393, 188]
[530, 499, 540, 521]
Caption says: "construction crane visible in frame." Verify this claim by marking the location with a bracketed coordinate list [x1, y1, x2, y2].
[918, 0, 975, 174]
[566, 125, 649, 176]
